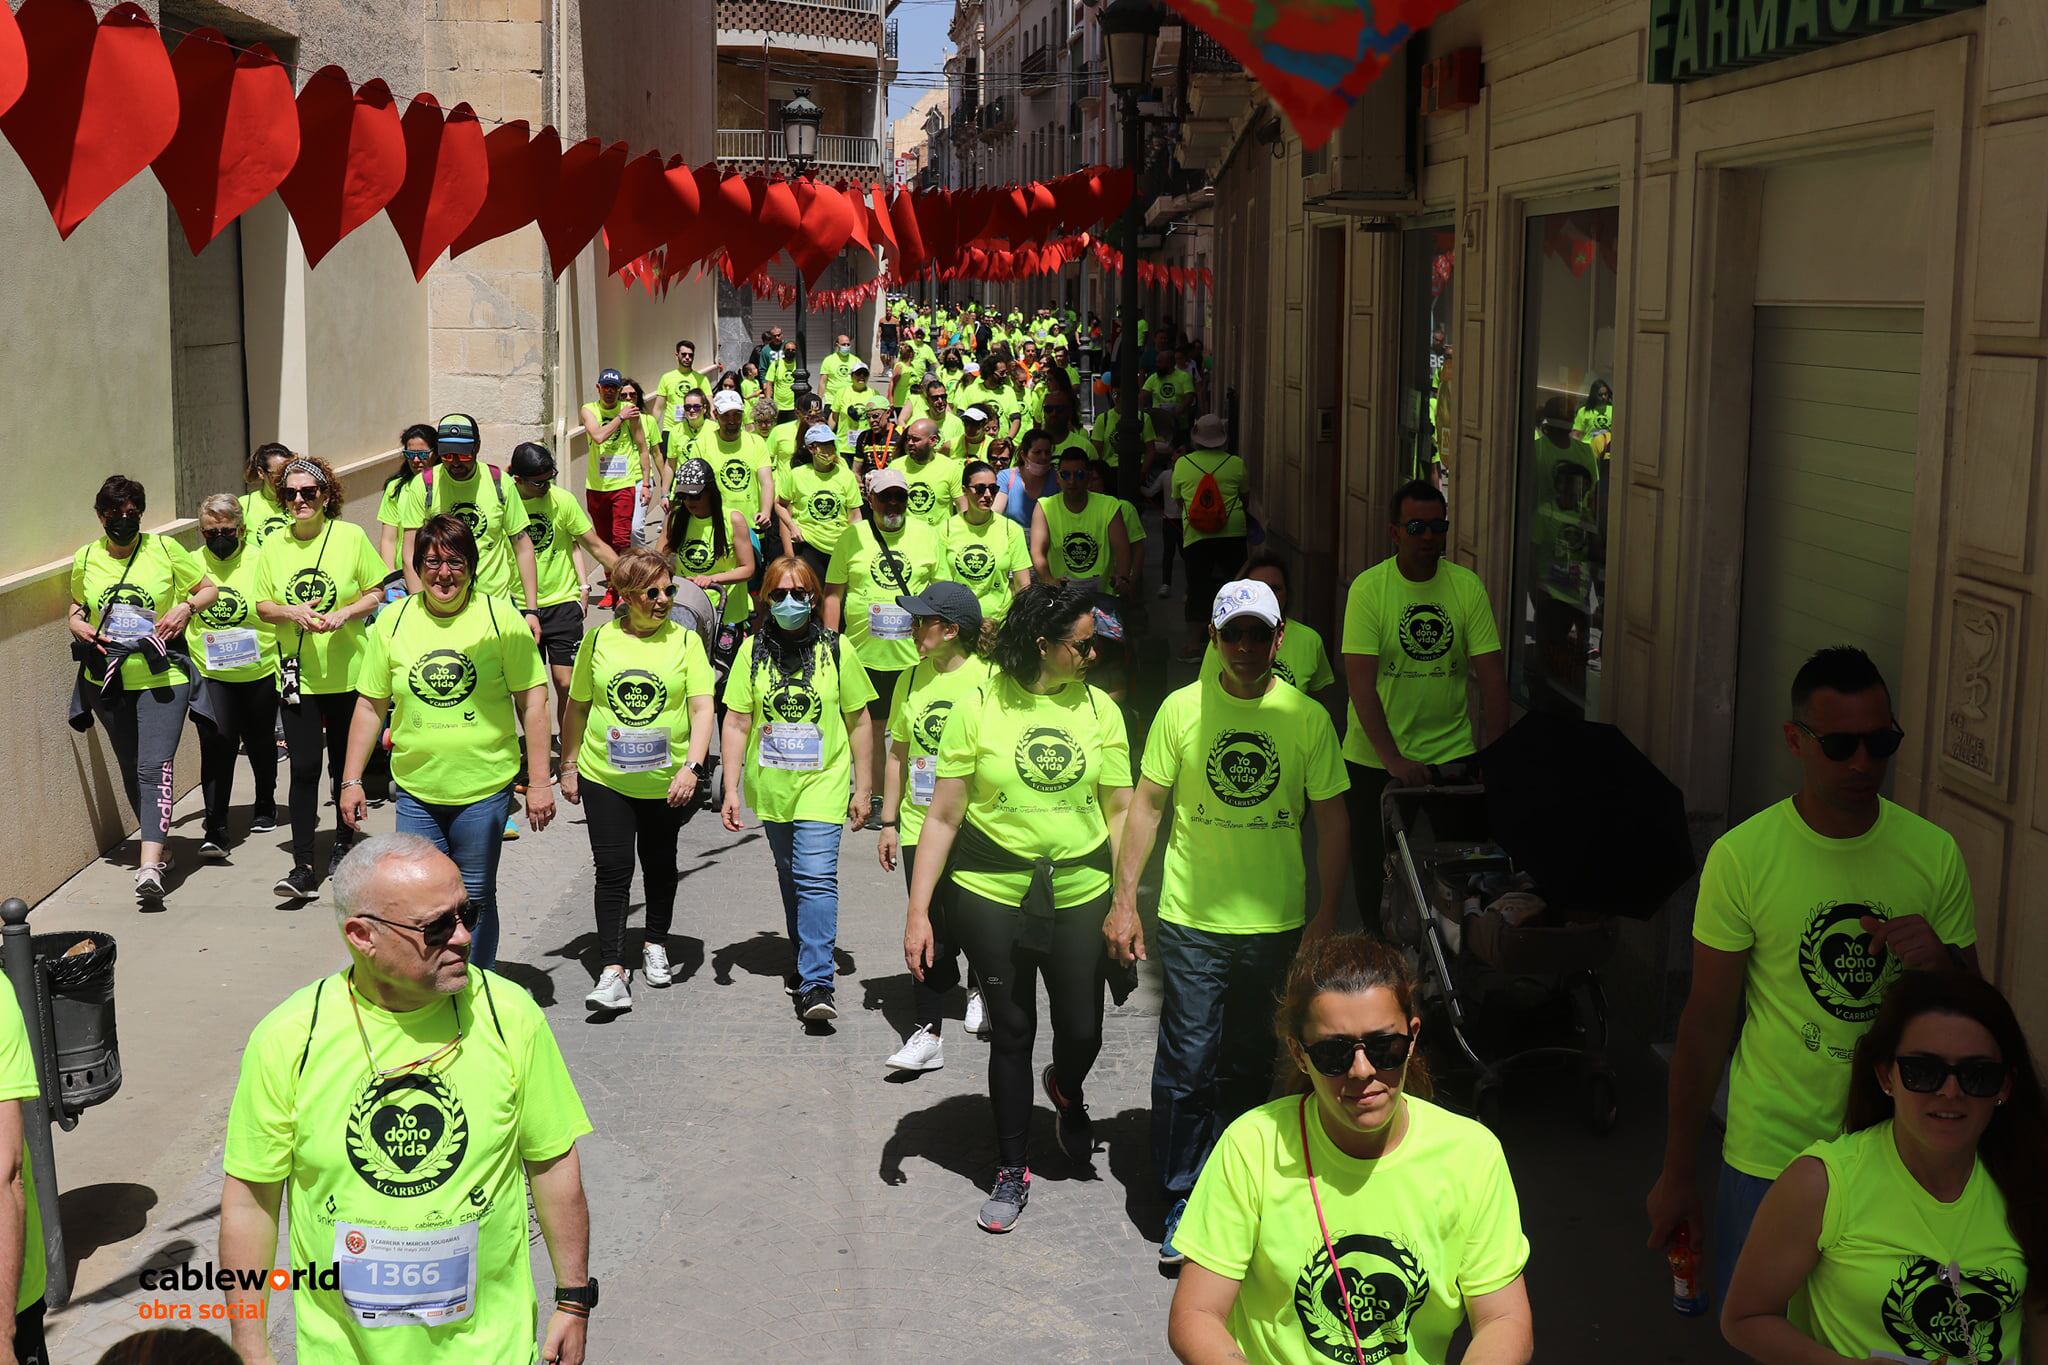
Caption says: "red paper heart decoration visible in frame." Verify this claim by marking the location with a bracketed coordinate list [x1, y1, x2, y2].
[152, 30, 299, 255]
[725, 175, 799, 282]
[538, 137, 627, 277]
[841, 182, 872, 257]
[278, 69, 406, 267]
[887, 187, 926, 274]
[450, 121, 555, 259]
[604, 150, 683, 274]
[790, 180, 857, 287]
[384, 93, 487, 280]
[659, 161, 725, 279]
[0, 1, 25, 118]
[867, 184, 898, 262]
[2, 0, 180, 239]
[914, 189, 958, 271]
[949, 186, 996, 247]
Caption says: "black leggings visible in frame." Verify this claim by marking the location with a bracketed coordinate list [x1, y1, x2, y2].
[280, 690, 355, 866]
[901, 845, 977, 1032]
[582, 778, 690, 965]
[793, 541, 831, 584]
[195, 675, 279, 840]
[947, 884, 1110, 1167]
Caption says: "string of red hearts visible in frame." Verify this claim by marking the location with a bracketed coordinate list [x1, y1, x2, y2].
[0, 0, 1136, 284]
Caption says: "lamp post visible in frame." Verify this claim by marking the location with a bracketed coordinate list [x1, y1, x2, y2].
[1099, 0, 1163, 506]
[782, 90, 823, 414]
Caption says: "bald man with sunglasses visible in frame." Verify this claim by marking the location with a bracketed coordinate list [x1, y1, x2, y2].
[1646, 645, 1979, 1313]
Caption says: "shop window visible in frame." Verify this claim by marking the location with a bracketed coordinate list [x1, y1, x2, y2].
[1397, 225, 1455, 485]
[1509, 206, 1618, 720]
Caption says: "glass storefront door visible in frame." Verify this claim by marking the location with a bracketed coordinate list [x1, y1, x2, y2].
[1397, 225, 1458, 486]
[1509, 205, 1619, 720]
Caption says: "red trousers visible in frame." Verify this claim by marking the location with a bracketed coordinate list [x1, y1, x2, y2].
[587, 486, 635, 554]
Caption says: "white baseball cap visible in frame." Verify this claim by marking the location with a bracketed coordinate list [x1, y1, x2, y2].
[804, 423, 837, 446]
[961, 406, 989, 424]
[964, 361, 981, 374]
[1211, 579, 1282, 630]
[711, 390, 744, 415]
[851, 359, 870, 373]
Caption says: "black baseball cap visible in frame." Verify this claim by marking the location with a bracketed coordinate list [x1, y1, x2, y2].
[437, 414, 480, 456]
[895, 582, 982, 634]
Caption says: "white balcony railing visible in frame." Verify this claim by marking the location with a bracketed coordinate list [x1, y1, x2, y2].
[715, 129, 883, 169]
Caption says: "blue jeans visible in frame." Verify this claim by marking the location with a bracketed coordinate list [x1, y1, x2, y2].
[1152, 920, 1302, 1198]
[395, 785, 513, 970]
[762, 820, 843, 992]
[1712, 1160, 1775, 1309]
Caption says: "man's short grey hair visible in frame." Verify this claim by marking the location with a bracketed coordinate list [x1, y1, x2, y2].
[332, 832, 444, 931]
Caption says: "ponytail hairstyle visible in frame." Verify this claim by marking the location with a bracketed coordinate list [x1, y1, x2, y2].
[387, 424, 439, 496]
[990, 582, 1095, 688]
[1274, 933, 1434, 1102]
[1847, 970, 2048, 1308]
[246, 441, 293, 489]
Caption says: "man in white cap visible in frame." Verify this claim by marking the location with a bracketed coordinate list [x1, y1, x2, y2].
[955, 405, 994, 467]
[1107, 577, 1349, 1268]
[701, 388, 773, 539]
[1172, 413, 1255, 659]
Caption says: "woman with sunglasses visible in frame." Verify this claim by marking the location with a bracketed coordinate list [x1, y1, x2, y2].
[659, 457, 756, 629]
[560, 549, 716, 1014]
[943, 459, 1030, 625]
[905, 583, 1133, 1232]
[1169, 934, 1533, 1364]
[776, 426, 861, 584]
[721, 556, 877, 1025]
[340, 516, 554, 968]
[376, 425, 438, 572]
[1724, 970, 2046, 1363]
[252, 455, 386, 902]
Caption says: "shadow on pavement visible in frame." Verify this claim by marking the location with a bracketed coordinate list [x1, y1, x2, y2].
[532, 930, 708, 995]
[709, 931, 853, 986]
[58, 1183, 158, 1280]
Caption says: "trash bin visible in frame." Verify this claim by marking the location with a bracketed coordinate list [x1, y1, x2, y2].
[32, 932, 119, 1115]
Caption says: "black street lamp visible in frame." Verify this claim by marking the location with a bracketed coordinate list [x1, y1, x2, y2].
[1099, 0, 1163, 505]
[782, 90, 824, 414]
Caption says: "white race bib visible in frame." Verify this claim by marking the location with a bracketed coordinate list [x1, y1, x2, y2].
[758, 722, 823, 771]
[598, 452, 631, 481]
[910, 754, 937, 807]
[201, 628, 260, 671]
[334, 1220, 478, 1329]
[606, 726, 670, 773]
[102, 603, 157, 643]
[868, 603, 913, 641]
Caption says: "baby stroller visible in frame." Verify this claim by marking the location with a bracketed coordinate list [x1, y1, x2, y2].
[1382, 782, 1621, 1133]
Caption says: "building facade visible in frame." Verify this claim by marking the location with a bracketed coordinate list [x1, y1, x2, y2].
[1193, 0, 2048, 1040]
[0, 0, 715, 906]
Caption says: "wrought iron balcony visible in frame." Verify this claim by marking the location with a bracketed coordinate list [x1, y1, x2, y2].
[715, 129, 884, 169]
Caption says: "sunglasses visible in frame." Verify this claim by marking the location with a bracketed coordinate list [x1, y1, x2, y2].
[357, 901, 480, 949]
[281, 486, 324, 503]
[1302, 1031, 1415, 1077]
[768, 588, 813, 604]
[1795, 721, 1905, 763]
[1218, 623, 1275, 646]
[1894, 1053, 2009, 1098]
[1057, 634, 1100, 657]
[641, 585, 680, 602]
[967, 483, 999, 497]
[1057, 470, 1088, 483]
[1402, 517, 1451, 535]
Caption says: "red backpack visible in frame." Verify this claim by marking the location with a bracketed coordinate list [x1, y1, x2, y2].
[1185, 455, 1229, 534]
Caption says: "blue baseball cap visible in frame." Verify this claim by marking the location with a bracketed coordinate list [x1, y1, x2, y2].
[597, 368, 624, 388]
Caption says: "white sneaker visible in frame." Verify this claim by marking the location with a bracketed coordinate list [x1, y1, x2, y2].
[641, 942, 673, 987]
[964, 986, 988, 1036]
[885, 1024, 945, 1073]
[585, 966, 632, 1012]
[1156, 583, 1171, 599]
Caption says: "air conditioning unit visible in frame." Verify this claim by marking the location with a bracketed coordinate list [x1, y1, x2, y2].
[1301, 41, 1421, 215]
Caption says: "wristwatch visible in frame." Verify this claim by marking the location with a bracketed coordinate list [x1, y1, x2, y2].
[555, 1277, 599, 1310]
[688, 760, 711, 780]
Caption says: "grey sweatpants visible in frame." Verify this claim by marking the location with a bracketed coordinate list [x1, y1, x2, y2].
[89, 680, 192, 846]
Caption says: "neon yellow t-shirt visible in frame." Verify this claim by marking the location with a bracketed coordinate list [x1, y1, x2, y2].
[825, 518, 943, 673]
[1692, 797, 1977, 1179]
[255, 519, 388, 696]
[765, 422, 804, 481]
[818, 351, 856, 405]
[355, 592, 548, 806]
[375, 478, 415, 570]
[1800, 1121, 2024, 1362]
[1092, 408, 1157, 466]
[778, 460, 861, 560]
[223, 968, 591, 1365]
[1143, 368, 1195, 414]
[1142, 674, 1349, 933]
[937, 674, 1132, 908]
[723, 632, 877, 824]
[1202, 618, 1338, 697]
[702, 430, 771, 530]
[899, 454, 964, 527]
[515, 485, 594, 610]
[1340, 558, 1501, 768]
[69, 534, 204, 690]
[668, 512, 749, 626]
[766, 358, 797, 410]
[583, 400, 643, 493]
[1039, 492, 1119, 587]
[1116, 497, 1146, 545]
[396, 467, 533, 603]
[1176, 1095, 1529, 1365]
[1172, 450, 1249, 543]
[887, 655, 994, 846]
[837, 388, 887, 451]
[0, 978, 44, 1312]
[655, 367, 711, 425]
[941, 513, 1028, 622]
[240, 487, 293, 547]
[568, 620, 714, 800]
[189, 544, 280, 684]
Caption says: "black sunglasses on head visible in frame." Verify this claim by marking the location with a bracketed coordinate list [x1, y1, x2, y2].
[1402, 517, 1450, 536]
[1895, 1053, 2009, 1098]
[1303, 1031, 1415, 1077]
[358, 901, 479, 948]
[1795, 720, 1905, 763]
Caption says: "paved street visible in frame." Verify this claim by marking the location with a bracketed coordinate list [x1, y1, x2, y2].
[33, 603, 1742, 1364]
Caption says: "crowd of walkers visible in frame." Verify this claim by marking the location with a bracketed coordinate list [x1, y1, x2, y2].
[30, 298, 2040, 1365]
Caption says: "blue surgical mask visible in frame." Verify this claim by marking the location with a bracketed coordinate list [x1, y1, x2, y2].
[769, 597, 813, 629]
[837, 344, 851, 354]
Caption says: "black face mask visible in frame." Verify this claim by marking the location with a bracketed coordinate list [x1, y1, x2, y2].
[204, 530, 241, 559]
[105, 514, 141, 546]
